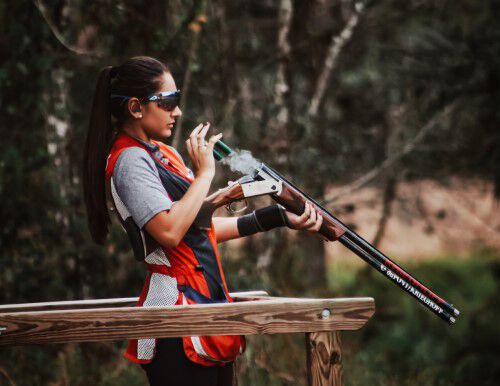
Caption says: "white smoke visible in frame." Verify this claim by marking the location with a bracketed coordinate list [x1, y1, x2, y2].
[221, 149, 262, 175]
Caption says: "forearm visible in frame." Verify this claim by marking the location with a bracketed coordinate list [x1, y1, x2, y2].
[214, 205, 291, 243]
[167, 175, 213, 237]
[213, 216, 240, 243]
[144, 174, 213, 247]
[145, 124, 222, 248]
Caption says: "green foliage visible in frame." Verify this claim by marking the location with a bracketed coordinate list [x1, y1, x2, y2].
[343, 249, 500, 386]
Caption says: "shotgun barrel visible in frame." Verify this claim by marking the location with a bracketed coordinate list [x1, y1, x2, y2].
[212, 140, 460, 324]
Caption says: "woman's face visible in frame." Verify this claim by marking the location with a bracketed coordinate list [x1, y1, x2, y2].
[137, 71, 182, 141]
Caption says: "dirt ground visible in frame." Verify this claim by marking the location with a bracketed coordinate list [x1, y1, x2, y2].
[325, 177, 500, 266]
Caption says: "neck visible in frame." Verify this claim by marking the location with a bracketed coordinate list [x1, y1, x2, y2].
[121, 124, 151, 143]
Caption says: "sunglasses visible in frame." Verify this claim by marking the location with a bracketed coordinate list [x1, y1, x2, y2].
[111, 90, 181, 112]
[144, 90, 181, 111]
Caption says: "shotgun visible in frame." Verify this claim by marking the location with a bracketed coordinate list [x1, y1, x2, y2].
[195, 140, 460, 324]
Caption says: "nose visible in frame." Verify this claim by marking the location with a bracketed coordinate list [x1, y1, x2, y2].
[172, 105, 182, 118]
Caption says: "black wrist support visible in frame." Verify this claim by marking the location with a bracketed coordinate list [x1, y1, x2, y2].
[237, 204, 290, 237]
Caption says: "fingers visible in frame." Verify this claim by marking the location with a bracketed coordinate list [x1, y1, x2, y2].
[207, 133, 223, 149]
[186, 137, 195, 167]
[197, 122, 211, 147]
[186, 123, 204, 168]
[184, 122, 224, 180]
[189, 123, 204, 143]
[309, 210, 323, 232]
[186, 122, 213, 171]
[295, 202, 323, 232]
[296, 202, 311, 225]
[191, 122, 210, 154]
[190, 123, 202, 154]
[304, 204, 317, 227]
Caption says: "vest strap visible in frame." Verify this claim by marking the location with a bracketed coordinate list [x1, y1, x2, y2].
[181, 284, 229, 304]
[147, 263, 229, 303]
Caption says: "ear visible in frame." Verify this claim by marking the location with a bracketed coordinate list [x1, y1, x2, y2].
[127, 98, 143, 119]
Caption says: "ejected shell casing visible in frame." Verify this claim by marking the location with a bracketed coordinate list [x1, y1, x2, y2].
[213, 148, 224, 161]
[213, 139, 234, 160]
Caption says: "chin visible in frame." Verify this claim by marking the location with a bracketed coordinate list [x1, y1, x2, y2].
[151, 131, 171, 141]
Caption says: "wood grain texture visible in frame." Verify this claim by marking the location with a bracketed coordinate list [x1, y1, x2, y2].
[306, 331, 343, 386]
[273, 184, 347, 241]
[0, 297, 374, 346]
[0, 291, 270, 313]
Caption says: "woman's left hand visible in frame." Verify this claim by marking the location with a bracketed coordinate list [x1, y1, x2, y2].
[285, 201, 323, 233]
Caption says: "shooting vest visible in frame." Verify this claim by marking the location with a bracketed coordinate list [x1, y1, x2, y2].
[105, 132, 245, 366]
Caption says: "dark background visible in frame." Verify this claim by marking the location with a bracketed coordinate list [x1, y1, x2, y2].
[1, 1, 499, 385]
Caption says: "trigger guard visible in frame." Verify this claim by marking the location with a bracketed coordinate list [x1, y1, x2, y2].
[225, 199, 248, 214]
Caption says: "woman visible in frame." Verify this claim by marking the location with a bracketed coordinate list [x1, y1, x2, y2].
[82, 56, 323, 386]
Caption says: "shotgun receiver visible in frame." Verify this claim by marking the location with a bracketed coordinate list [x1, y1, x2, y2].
[196, 140, 460, 324]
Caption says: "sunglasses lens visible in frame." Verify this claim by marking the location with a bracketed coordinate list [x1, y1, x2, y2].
[157, 93, 180, 111]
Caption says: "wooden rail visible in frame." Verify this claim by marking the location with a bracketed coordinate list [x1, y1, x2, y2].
[0, 290, 270, 313]
[0, 291, 375, 386]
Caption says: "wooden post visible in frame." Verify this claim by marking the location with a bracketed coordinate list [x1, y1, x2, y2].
[306, 331, 343, 386]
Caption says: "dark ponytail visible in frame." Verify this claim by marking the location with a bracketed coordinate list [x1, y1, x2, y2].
[83, 56, 169, 244]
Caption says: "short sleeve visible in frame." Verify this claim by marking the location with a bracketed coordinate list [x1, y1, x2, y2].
[113, 147, 173, 229]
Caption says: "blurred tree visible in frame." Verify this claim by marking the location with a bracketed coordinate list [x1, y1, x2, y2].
[1, 0, 499, 385]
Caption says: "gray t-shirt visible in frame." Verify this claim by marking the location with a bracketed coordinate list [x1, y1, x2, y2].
[113, 141, 183, 229]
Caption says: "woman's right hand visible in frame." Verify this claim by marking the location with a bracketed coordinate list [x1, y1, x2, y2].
[185, 122, 222, 179]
